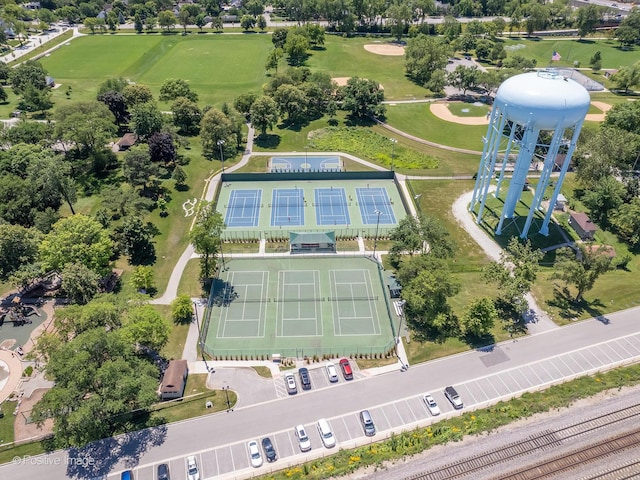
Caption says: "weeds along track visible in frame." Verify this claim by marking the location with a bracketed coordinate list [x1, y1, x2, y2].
[405, 402, 640, 480]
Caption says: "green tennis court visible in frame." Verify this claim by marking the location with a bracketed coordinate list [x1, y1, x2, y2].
[204, 257, 397, 358]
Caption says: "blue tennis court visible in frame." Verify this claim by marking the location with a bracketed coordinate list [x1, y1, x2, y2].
[271, 188, 305, 226]
[270, 156, 341, 172]
[224, 189, 262, 227]
[314, 188, 351, 226]
[356, 187, 397, 225]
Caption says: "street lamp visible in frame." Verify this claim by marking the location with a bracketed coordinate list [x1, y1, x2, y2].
[390, 138, 397, 171]
[372, 209, 382, 260]
[217, 139, 225, 173]
[193, 301, 210, 372]
[396, 300, 407, 345]
[223, 383, 232, 412]
[218, 237, 226, 272]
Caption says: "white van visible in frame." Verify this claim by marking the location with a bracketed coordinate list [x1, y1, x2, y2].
[317, 418, 336, 448]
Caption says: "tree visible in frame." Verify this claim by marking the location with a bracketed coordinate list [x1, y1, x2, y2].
[405, 34, 448, 88]
[195, 13, 207, 32]
[610, 62, 640, 94]
[340, 77, 385, 119]
[39, 214, 114, 276]
[274, 84, 308, 123]
[97, 91, 129, 126]
[502, 54, 537, 71]
[199, 108, 234, 159]
[576, 127, 639, 186]
[611, 198, 640, 248]
[17, 84, 53, 114]
[0, 224, 41, 280]
[461, 297, 498, 338]
[114, 216, 156, 265]
[134, 12, 144, 33]
[576, 5, 600, 38]
[189, 200, 224, 280]
[234, 92, 258, 117]
[172, 165, 187, 187]
[456, 32, 477, 53]
[447, 65, 479, 96]
[171, 97, 202, 134]
[603, 101, 640, 135]
[121, 304, 169, 351]
[397, 255, 460, 341]
[97, 77, 129, 96]
[61, 262, 101, 305]
[158, 10, 176, 30]
[26, 153, 78, 216]
[475, 39, 493, 61]
[171, 294, 194, 324]
[240, 14, 256, 31]
[389, 214, 455, 265]
[148, 132, 177, 164]
[0, 61, 11, 83]
[130, 265, 155, 292]
[54, 298, 123, 342]
[54, 101, 117, 157]
[265, 47, 284, 73]
[107, 11, 118, 32]
[0, 85, 7, 103]
[284, 32, 309, 66]
[130, 102, 163, 140]
[439, 15, 461, 41]
[32, 328, 159, 447]
[582, 175, 625, 226]
[589, 50, 602, 72]
[122, 83, 154, 106]
[1, 119, 54, 146]
[552, 245, 614, 302]
[100, 185, 154, 220]
[257, 15, 267, 31]
[250, 95, 279, 136]
[615, 9, 640, 47]
[179, 5, 194, 33]
[386, 2, 412, 41]
[159, 78, 198, 103]
[272, 28, 288, 49]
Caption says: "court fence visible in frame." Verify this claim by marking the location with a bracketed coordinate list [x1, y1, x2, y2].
[222, 227, 393, 242]
[200, 341, 397, 361]
[221, 170, 394, 183]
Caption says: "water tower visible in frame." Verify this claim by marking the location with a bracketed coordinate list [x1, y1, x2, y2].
[470, 69, 591, 238]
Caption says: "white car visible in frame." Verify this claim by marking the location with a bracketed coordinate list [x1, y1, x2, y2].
[285, 374, 297, 394]
[422, 393, 441, 416]
[326, 363, 339, 382]
[186, 455, 200, 480]
[295, 424, 311, 452]
[248, 440, 263, 467]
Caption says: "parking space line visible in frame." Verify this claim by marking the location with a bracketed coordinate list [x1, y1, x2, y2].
[595, 343, 616, 363]
[495, 373, 512, 394]
[199, 452, 205, 479]
[380, 406, 392, 430]
[600, 342, 624, 362]
[575, 350, 598, 370]
[473, 380, 490, 402]
[563, 353, 584, 374]
[460, 383, 478, 404]
[229, 445, 235, 472]
[524, 364, 544, 384]
[288, 430, 295, 453]
[557, 355, 579, 375]
[580, 348, 605, 369]
[626, 334, 640, 353]
[341, 417, 352, 440]
[484, 376, 502, 397]
[613, 338, 636, 357]
[507, 370, 527, 390]
[404, 399, 418, 422]
[392, 403, 405, 424]
[215, 449, 220, 477]
[542, 359, 564, 380]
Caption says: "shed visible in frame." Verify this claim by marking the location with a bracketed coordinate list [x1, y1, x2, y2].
[115, 133, 137, 152]
[290, 231, 336, 254]
[160, 360, 188, 400]
[555, 193, 567, 211]
[569, 212, 597, 241]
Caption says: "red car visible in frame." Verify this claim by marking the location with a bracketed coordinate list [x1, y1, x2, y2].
[339, 358, 353, 380]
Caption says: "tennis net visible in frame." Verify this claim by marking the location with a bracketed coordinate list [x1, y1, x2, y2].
[273, 297, 324, 303]
[327, 296, 379, 302]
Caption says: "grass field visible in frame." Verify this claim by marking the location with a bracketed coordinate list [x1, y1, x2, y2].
[447, 102, 490, 117]
[502, 37, 638, 70]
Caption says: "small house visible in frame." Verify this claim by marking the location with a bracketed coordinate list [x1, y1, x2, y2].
[569, 212, 597, 241]
[114, 133, 137, 152]
[555, 193, 567, 211]
[160, 360, 188, 400]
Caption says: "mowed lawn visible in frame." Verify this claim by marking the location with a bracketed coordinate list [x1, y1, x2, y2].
[384, 103, 487, 151]
[502, 38, 638, 69]
[40, 34, 273, 106]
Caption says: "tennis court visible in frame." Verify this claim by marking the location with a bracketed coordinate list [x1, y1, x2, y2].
[357, 186, 397, 224]
[224, 189, 262, 227]
[271, 188, 305, 226]
[314, 187, 351, 226]
[269, 156, 341, 172]
[204, 257, 397, 358]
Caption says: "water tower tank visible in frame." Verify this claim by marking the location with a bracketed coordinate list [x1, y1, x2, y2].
[495, 70, 591, 130]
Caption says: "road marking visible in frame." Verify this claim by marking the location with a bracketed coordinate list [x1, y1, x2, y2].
[341, 417, 352, 440]
[404, 399, 418, 423]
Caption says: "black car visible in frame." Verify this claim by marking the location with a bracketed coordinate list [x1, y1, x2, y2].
[262, 437, 277, 462]
[298, 367, 312, 390]
[157, 464, 170, 480]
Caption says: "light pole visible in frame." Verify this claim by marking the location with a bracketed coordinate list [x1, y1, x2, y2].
[372, 209, 382, 260]
[218, 237, 226, 272]
[217, 139, 225, 173]
[390, 138, 397, 171]
[223, 383, 232, 412]
[193, 301, 210, 372]
[396, 300, 407, 345]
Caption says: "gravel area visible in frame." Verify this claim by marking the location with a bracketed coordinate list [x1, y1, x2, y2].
[349, 384, 640, 480]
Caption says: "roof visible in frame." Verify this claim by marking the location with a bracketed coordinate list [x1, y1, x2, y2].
[161, 360, 188, 393]
[116, 133, 137, 148]
[557, 193, 567, 202]
[289, 231, 336, 244]
[570, 211, 597, 233]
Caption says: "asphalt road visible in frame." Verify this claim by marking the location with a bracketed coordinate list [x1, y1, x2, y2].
[2, 304, 640, 479]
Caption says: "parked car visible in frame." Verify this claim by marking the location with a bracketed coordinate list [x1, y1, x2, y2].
[317, 418, 336, 448]
[444, 386, 463, 409]
[359, 410, 376, 436]
[285, 374, 297, 394]
[186, 456, 200, 480]
[157, 463, 170, 480]
[422, 394, 441, 416]
[326, 363, 339, 382]
[298, 367, 312, 390]
[262, 437, 277, 462]
[339, 358, 353, 380]
[295, 424, 311, 452]
[248, 440, 263, 467]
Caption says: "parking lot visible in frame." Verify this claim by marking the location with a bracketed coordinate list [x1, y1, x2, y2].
[106, 331, 640, 480]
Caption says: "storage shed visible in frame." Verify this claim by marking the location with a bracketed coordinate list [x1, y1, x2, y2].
[569, 211, 597, 240]
[160, 360, 188, 400]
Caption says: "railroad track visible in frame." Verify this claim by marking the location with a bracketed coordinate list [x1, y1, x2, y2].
[584, 458, 640, 480]
[405, 403, 640, 480]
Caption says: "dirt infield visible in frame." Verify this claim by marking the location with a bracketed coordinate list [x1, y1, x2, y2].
[585, 101, 612, 122]
[332, 77, 384, 90]
[364, 44, 405, 56]
[429, 103, 490, 126]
